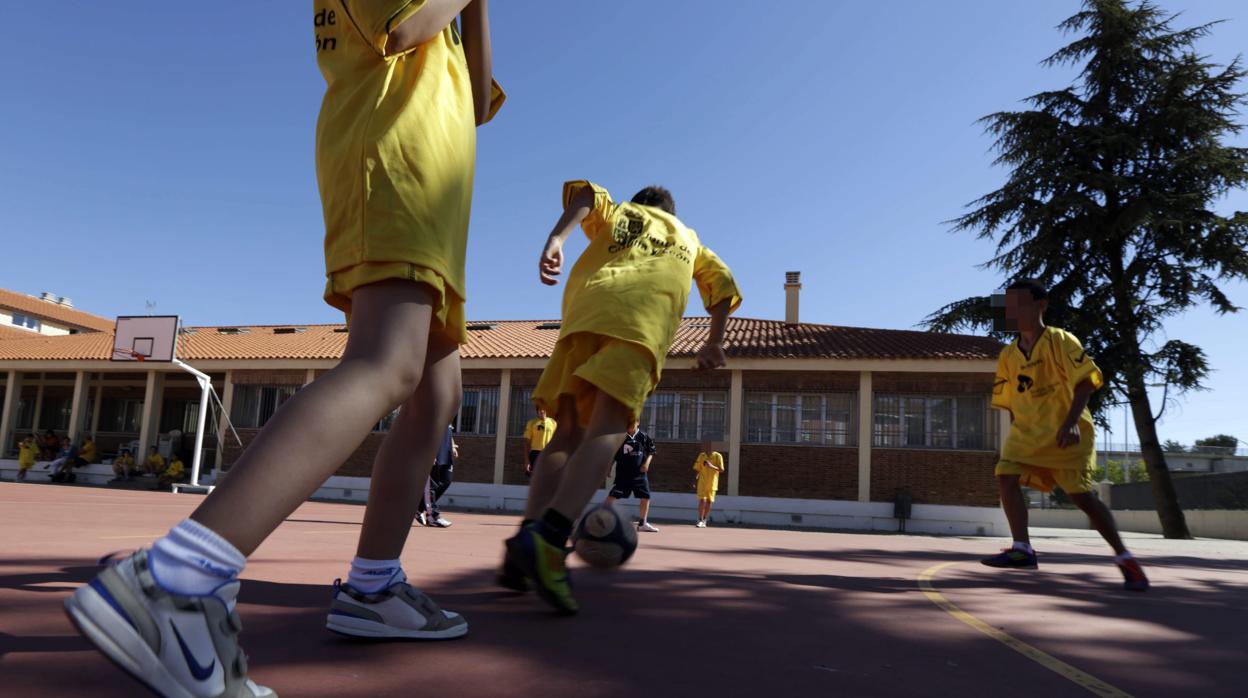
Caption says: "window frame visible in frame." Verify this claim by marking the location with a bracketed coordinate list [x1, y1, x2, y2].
[744, 391, 858, 446]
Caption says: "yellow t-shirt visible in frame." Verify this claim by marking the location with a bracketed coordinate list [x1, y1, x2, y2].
[18, 441, 38, 468]
[313, 1, 505, 317]
[992, 327, 1103, 470]
[524, 417, 557, 451]
[559, 181, 743, 374]
[693, 452, 724, 480]
[79, 441, 97, 464]
[165, 458, 185, 479]
[147, 454, 166, 471]
[115, 455, 135, 469]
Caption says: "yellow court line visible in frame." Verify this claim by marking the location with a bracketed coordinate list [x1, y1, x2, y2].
[917, 562, 1133, 698]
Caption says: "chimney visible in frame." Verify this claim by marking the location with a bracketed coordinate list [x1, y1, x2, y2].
[58, 296, 73, 307]
[784, 271, 801, 324]
[40, 291, 55, 302]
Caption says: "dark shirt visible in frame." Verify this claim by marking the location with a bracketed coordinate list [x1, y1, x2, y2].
[613, 430, 656, 473]
[435, 425, 455, 467]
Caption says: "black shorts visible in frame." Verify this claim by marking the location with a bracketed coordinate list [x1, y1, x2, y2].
[528, 450, 541, 467]
[609, 469, 650, 500]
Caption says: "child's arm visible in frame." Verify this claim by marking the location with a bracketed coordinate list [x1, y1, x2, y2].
[1056, 379, 1096, 448]
[460, 1, 495, 125]
[539, 186, 595, 286]
[385, 0, 476, 56]
[694, 298, 732, 370]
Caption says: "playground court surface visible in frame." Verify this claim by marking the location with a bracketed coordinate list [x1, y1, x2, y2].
[1, 482, 1244, 698]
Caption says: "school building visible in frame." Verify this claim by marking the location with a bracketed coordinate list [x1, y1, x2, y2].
[0, 276, 1009, 514]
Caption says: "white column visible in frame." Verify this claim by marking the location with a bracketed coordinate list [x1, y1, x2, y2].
[91, 382, 104, 435]
[67, 371, 89, 442]
[493, 369, 511, 485]
[727, 369, 743, 496]
[0, 370, 23, 455]
[31, 382, 44, 433]
[215, 370, 235, 471]
[304, 368, 316, 386]
[857, 371, 873, 502]
[137, 370, 165, 454]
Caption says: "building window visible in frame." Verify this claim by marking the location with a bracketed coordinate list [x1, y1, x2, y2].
[161, 399, 211, 435]
[16, 397, 35, 431]
[11, 313, 40, 331]
[455, 387, 499, 435]
[99, 398, 145, 433]
[231, 385, 298, 429]
[39, 396, 72, 431]
[508, 386, 537, 436]
[745, 392, 857, 446]
[873, 394, 997, 450]
[639, 391, 728, 441]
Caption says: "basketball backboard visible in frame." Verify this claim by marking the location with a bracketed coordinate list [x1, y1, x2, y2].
[112, 316, 179, 362]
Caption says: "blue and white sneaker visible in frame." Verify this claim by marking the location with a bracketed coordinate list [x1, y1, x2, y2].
[326, 578, 467, 640]
[64, 549, 274, 698]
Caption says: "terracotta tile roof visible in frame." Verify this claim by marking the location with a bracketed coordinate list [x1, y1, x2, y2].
[0, 289, 114, 332]
[0, 318, 1000, 363]
[0, 325, 45, 341]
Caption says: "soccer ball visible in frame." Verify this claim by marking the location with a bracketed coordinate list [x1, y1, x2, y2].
[572, 503, 638, 568]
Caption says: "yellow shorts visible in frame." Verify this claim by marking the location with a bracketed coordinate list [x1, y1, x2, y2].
[18, 463, 33, 472]
[324, 262, 467, 345]
[532, 332, 657, 428]
[995, 460, 1093, 495]
[697, 481, 719, 502]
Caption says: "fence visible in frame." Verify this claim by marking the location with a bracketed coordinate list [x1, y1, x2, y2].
[1111, 471, 1248, 511]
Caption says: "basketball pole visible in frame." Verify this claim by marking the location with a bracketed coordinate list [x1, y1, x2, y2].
[171, 358, 213, 495]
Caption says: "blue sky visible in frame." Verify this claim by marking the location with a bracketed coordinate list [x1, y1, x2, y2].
[2, 1, 1244, 449]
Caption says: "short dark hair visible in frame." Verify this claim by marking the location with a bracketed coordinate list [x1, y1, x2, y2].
[630, 186, 676, 215]
[1006, 278, 1048, 300]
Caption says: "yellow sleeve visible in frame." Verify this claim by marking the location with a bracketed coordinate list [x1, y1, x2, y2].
[693, 245, 743, 315]
[523, 420, 534, 441]
[481, 79, 506, 124]
[1057, 330, 1103, 391]
[713, 453, 724, 468]
[562, 180, 617, 241]
[991, 349, 1012, 411]
[340, 0, 428, 56]
[693, 456, 702, 473]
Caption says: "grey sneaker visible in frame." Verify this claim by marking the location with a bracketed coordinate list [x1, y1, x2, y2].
[64, 549, 275, 698]
[326, 579, 468, 640]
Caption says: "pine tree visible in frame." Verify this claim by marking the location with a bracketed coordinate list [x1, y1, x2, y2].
[925, 0, 1248, 538]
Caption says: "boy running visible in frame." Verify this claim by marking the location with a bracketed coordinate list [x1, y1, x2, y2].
[66, 2, 503, 695]
[984, 279, 1148, 591]
[500, 180, 742, 614]
[17, 434, 38, 481]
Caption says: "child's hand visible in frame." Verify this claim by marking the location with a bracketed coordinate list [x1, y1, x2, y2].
[1055, 421, 1081, 448]
[539, 236, 564, 285]
[694, 341, 726, 370]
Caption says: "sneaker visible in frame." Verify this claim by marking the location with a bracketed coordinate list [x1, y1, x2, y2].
[414, 512, 427, 527]
[638, 522, 660, 533]
[980, 546, 1038, 569]
[504, 524, 577, 615]
[430, 516, 453, 529]
[698, 520, 708, 528]
[1116, 557, 1150, 592]
[63, 549, 275, 698]
[495, 556, 530, 593]
[326, 580, 467, 639]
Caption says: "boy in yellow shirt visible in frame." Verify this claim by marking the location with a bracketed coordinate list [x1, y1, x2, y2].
[17, 434, 38, 481]
[143, 446, 166, 477]
[68, 3, 502, 694]
[109, 448, 135, 483]
[523, 408, 557, 475]
[156, 454, 186, 490]
[501, 180, 742, 614]
[984, 279, 1147, 591]
[75, 435, 98, 467]
[692, 441, 724, 528]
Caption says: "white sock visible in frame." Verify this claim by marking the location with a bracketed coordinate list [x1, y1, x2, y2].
[149, 519, 245, 598]
[1113, 551, 1134, 563]
[1012, 541, 1033, 554]
[347, 557, 405, 594]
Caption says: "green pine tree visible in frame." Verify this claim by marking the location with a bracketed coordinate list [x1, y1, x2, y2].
[925, 1, 1248, 538]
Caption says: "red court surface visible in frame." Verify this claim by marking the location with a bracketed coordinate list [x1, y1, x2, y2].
[2, 483, 1245, 697]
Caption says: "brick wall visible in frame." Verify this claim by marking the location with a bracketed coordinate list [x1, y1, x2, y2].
[869, 448, 999, 507]
[452, 434, 495, 484]
[503, 437, 534, 485]
[231, 370, 306, 386]
[743, 371, 859, 392]
[739, 444, 857, 499]
[872, 372, 994, 394]
[656, 369, 731, 390]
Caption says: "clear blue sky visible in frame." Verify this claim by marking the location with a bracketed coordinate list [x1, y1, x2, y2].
[2, 1, 1244, 449]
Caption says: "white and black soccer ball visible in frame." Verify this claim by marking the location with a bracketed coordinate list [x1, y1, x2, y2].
[572, 502, 639, 568]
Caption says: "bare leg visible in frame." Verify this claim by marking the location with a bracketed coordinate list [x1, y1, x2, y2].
[1069, 492, 1127, 555]
[191, 281, 436, 555]
[546, 390, 630, 521]
[998, 475, 1029, 545]
[522, 396, 584, 521]
[638, 498, 651, 523]
[356, 331, 461, 560]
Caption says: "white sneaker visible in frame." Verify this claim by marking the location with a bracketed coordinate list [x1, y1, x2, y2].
[415, 512, 427, 527]
[638, 522, 660, 533]
[696, 520, 706, 528]
[64, 549, 275, 698]
[430, 516, 452, 528]
[326, 579, 468, 639]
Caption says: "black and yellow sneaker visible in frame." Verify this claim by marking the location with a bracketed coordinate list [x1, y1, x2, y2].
[980, 546, 1039, 569]
[504, 524, 578, 615]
